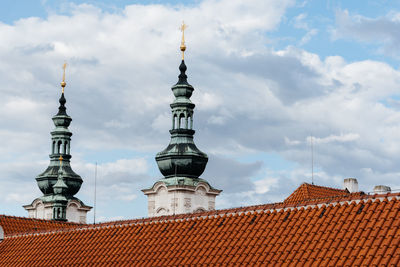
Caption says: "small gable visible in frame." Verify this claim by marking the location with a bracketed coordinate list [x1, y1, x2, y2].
[284, 183, 350, 205]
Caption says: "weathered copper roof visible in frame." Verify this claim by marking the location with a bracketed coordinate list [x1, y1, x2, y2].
[155, 60, 209, 181]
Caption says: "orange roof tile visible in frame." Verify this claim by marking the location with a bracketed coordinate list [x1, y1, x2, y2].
[0, 215, 82, 236]
[1, 191, 400, 266]
[283, 182, 356, 204]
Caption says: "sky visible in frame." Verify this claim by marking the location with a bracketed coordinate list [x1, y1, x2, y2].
[1, 0, 400, 222]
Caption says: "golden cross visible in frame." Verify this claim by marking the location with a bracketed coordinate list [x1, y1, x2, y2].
[180, 21, 187, 36]
[180, 21, 188, 60]
[59, 155, 63, 166]
[61, 62, 67, 93]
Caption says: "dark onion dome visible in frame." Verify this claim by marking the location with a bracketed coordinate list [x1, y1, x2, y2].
[52, 93, 72, 127]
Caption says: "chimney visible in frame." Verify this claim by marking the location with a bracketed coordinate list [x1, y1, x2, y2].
[0, 226, 3, 242]
[343, 178, 358, 193]
[373, 185, 391, 194]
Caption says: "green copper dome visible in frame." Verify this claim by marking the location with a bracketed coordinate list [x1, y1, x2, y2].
[156, 60, 208, 179]
[35, 92, 83, 197]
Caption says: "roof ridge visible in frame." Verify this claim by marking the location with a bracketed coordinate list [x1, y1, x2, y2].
[0, 214, 82, 225]
[304, 182, 346, 191]
[284, 182, 350, 205]
[4, 193, 399, 239]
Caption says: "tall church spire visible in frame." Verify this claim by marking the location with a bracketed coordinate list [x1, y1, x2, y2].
[155, 53, 208, 180]
[143, 25, 221, 217]
[24, 63, 92, 223]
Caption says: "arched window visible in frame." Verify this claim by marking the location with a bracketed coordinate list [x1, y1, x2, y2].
[63, 142, 67, 155]
[57, 141, 62, 154]
[188, 115, 193, 129]
[194, 207, 206, 213]
[156, 207, 167, 215]
[173, 114, 178, 129]
[179, 114, 185, 129]
[52, 141, 56, 154]
[185, 114, 189, 129]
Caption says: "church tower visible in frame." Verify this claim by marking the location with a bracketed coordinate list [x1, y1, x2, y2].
[24, 64, 92, 223]
[142, 24, 222, 217]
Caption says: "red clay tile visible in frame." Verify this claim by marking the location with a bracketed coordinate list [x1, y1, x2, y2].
[1, 187, 399, 266]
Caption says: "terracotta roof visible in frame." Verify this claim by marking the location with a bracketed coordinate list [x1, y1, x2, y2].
[284, 182, 354, 204]
[1, 192, 400, 266]
[0, 215, 82, 236]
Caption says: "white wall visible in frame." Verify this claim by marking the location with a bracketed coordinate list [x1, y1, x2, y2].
[25, 199, 90, 223]
[147, 183, 218, 217]
[66, 201, 89, 223]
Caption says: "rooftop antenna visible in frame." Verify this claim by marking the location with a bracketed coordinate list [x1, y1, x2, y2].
[93, 162, 97, 224]
[311, 135, 314, 185]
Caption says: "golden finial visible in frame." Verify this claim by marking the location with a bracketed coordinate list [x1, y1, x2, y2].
[180, 21, 188, 60]
[61, 62, 67, 93]
[59, 155, 63, 165]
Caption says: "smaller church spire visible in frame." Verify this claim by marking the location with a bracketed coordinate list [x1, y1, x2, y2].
[53, 156, 68, 195]
[52, 155, 68, 221]
[35, 62, 82, 197]
[25, 63, 92, 223]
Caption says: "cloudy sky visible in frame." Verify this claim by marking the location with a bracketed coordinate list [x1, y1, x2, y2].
[1, 0, 400, 222]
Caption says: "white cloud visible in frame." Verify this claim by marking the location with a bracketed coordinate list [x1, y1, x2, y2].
[104, 120, 130, 129]
[254, 177, 279, 194]
[284, 137, 301, 146]
[77, 158, 150, 187]
[151, 112, 170, 133]
[333, 9, 400, 57]
[1, 1, 400, 220]
[292, 13, 318, 45]
[294, 13, 309, 30]
[207, 115, 226, 125]
[119, 194, 137, 201]
[308, 133, 360, 144]
[299, 28, 318, 45]
[198, 92, 223, 110]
